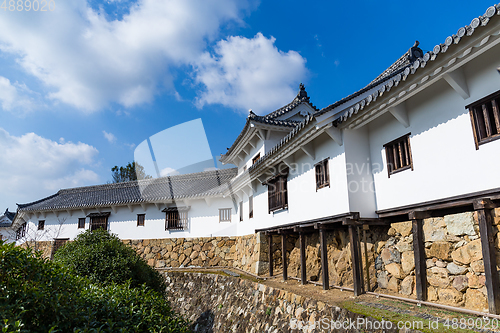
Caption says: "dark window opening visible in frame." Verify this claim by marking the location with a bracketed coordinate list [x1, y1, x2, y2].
[249, 195, 254, 219]
[164, 208, 188, 230]
[88, 213, 110, 231]
[239, 202, 243, 222]
[467, 90, 500, 149]
[268, 168, 288, 213]
[384, 134, 413, 177]
[38, 220, 45, 230]
[137, 214, 145, 226]
[78, 218, 85, 229]
[252, 153, 261, 165]
[315, 159, 330, 190]
[15, 223, 26, 240]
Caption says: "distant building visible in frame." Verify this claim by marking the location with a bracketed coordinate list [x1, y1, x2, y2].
[0, 209, 16, 243]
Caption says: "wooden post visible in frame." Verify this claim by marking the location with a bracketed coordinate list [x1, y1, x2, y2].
[300, 232, 307, 285]
[319, 228, 329, 290]
[409, 211, 429, 301]
[348, 223, 363, 296]
[357, 226, 365, 294]
[268, 233, 273, 277]
[281, 233, 287, 281]
[363, 225, 371, 292]
[474, 199, 500, 314]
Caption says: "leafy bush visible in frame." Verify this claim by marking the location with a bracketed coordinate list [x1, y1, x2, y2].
[0, 241, 190, 333]
[53, 229, 165, 294]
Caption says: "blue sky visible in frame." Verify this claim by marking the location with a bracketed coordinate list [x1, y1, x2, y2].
[0, 0, 495, 211]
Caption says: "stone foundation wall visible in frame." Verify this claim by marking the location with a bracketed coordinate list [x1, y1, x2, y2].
[123, 233, 267, 275]
[374, 210, 500, 313]
[162, 271, 407, 333]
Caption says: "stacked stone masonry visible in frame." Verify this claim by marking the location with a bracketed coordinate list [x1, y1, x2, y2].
[162, 271, 410, 333]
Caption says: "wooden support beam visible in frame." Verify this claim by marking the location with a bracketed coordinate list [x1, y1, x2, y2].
[266, 129, 272, 140]
[140, 203, 147, 211]
[319, 229, 329, 290]
[258, 129, 267, 142]
[127, 204, 134, 213]
[474, 199, 500, 314]
[281, 234, 287, 281]
[348, 224, 363, 296]
[363, 225, 371, 292]
[268, 234, 273, 277]
[357, 226, 365, 294]
[299, 232, 307, 285]
[66, 210, 73, 217]
[443, 67, 470, 99]
[283, 156, 295, 171]
[324, 126, 343, 146]
[410, 212, 427, 301]
[389, 103, 410, 128]
[111, 206, 118, 214]
[301, 142, 315, 160]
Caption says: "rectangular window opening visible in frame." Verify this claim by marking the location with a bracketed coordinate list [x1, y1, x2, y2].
[467, 91, 500, 148]
[219, 208, 231, 222]
[384, 134, 413, 177]
[137, 214, 145, 226]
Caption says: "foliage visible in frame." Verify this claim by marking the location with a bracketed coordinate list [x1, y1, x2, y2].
[111, 162, 151, 183]
[53, 229, 166, 294]
[0, 241, 190, 333]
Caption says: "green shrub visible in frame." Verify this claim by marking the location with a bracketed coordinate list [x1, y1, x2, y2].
[53, 229, 166, 294]
[0, 241, 190, 333]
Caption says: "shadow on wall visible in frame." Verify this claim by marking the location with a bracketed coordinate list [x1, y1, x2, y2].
[191, 310, 215, 333]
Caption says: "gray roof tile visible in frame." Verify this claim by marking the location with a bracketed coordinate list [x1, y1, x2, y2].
[18, 168, 237, 212]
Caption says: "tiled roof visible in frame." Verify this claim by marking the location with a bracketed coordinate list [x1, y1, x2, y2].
[315, 42, 423, 118]
[4, 209, 15, 222]
[249, 115, 316, 172]
[334, 4, 500, 124]
[17, 168, 238, 212]
[222, 84, 315, 162]
[263, 84, 318, 119]
[0, 209, 14, 227]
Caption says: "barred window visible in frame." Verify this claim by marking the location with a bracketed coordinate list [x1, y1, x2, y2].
[38, 220, 45, 230]
[164, 208, 188, 230]
[467, 90, 500, 149]
[88, 213, 110, 231]
[219, 208, 231, 222]
[268, 168, 288, 213]
[315, 159, 330, 190]
[384, 134, 413, 177]
[16, 222, 26, 240]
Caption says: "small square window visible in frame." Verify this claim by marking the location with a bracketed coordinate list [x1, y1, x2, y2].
[219, 208, 231, 222]
[249, 195, 254, 219]
[467, 90, 500, 149]
[78, 218, 85, 229]
[315, 159, 330, 190]
[384, 133, 413, 177]
[137, 214, 145, 226]
[38, 220, 45, 230]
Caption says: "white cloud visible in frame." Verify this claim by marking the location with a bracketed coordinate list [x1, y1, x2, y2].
[193, 33, 307, 114]
[0, 0, 254, 112]
[0, 128, 99, 211]
[160, 167, 179, 177]
[102, 130, 117, 143]
[0, 76, 41, 113]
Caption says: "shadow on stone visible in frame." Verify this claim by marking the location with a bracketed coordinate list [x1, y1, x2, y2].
[191, 310, 215, 333]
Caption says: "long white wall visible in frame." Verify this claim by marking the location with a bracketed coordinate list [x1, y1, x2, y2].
[369, 44, 500, 210]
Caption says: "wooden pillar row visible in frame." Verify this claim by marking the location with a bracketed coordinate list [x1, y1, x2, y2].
[409, 211, 428, 301]
[319, 228, 329, 290]
[299, 232, 307, 285]
[474, 199, 500, 315]
[268, 233, 273, 277]
[281, 233, 287, 281]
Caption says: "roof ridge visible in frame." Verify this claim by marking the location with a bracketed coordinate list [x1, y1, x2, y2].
[264, 84, 318, 119]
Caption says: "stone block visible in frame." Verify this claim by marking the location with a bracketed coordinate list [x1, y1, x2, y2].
[466, 272, 486, 288]
[447, 262, 467, 275]
[386, 263, 406, 279]
[438, 288, 463, 306]
[426, 241, 452, 261]
[401, 251, 415, 274]
[465, 289, 488, 312]
[451, 239, 482, 265]
[388, 276, 399, 292]
[381, 248, 401, 265]
[470, 260, 485, 273]
[377, 271, 388, 289]
[391, 221, 413, 237]
[400, 276, 414, 295]
[452, 275, 468, 292]
[423, 217, 447, 242]
[445, 212, 476, 236]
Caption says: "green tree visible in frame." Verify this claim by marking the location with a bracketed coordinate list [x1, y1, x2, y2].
[0, 240, 190, 332]
[53, 229, 166, 294]
[111, 161, 151, 183]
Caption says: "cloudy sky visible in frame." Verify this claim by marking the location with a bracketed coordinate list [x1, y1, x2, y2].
[0, 0, 494, 211]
